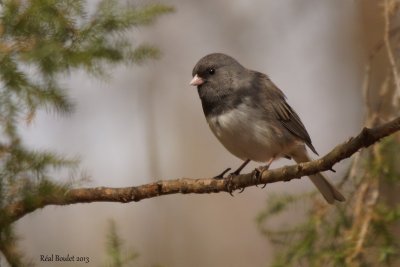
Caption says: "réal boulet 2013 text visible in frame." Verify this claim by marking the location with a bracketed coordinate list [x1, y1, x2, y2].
[40, 254, 89, 264]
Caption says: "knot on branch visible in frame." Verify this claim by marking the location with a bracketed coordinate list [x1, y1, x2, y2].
[156, 181, 163, 195]
[360, 127, 377, 147]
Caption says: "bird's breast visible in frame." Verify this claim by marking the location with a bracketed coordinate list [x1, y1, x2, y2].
[206, 103, 287, 162]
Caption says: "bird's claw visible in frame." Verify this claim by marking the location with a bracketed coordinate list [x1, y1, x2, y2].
[252, 165, 269, 188]
[213, 167, 238, 196]
[225, 173, 235, 196]
[252, 168, 261, 187]
[224, 172, 246, 196]
[215, 160, 251, 195]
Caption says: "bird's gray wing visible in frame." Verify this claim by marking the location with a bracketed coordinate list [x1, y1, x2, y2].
[259, 73, 318, 155]
[272, 99, 318, 155]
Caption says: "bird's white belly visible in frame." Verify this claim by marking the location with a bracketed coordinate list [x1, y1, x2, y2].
[207, 105, 286, 162]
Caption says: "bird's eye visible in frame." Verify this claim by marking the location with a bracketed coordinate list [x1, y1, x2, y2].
[208, 68, 215, 75]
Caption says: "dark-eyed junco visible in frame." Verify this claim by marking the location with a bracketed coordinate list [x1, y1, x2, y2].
[190, 53, 345, 204]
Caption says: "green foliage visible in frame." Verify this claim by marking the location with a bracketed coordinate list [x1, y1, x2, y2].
[258, 194, 349, 267]
[0, 0, 173, 265]
[258, 137, 400, 267]
[376, 136, 400, 183]
[103, 220, 139, 267]
[0, 0, 173, 208]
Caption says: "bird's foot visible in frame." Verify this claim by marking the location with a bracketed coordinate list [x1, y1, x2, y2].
[213, 168, 237, 196]
[218, 171, 243, 196]
[252, 164, 270, 188]
[225, 163, 250, 194]
[214, 169, 244, 196]
[214, 159, 251, 195]
[224, 173, 236, 196]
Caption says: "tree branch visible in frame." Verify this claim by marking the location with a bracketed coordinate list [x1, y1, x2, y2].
[2, 116, 400, 228]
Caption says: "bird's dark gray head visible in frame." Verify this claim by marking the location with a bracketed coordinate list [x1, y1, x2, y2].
[190, 53, 254, 116]
[190, 53, 246, 89]
[190, 53, 251, 99]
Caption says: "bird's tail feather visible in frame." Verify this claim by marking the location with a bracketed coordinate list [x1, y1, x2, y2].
[309, 173, 345, 204]
[292, 148, 345, 204]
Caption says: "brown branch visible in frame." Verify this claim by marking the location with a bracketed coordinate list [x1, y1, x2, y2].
[1, 117, 400, 228]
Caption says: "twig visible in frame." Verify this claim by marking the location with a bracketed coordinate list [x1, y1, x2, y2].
[346, 179, 379, 265]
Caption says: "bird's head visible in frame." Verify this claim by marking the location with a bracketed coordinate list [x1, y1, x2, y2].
[190, 53, 246, 92]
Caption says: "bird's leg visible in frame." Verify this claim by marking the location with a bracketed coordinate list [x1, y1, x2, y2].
[232, 159, 251, 176]
[232, 159, 251, 193]
[253, 157, 274, 188]
[227, 159, 251, 195]
[213, 159, 250, 179]
[213, 167, 231, 179]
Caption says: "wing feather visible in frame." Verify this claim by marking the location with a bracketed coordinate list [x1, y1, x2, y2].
[256, 72, 318, 155]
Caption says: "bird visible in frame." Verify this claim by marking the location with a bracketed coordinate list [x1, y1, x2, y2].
[189, 53, 345, 204]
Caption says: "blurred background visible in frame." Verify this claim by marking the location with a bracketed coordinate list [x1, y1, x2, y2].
[14, 0, 365, 266]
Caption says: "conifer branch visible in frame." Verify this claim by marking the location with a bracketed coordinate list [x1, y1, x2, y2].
[1, 116, 400, 229]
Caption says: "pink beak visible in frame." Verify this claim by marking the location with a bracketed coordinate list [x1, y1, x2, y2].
[190, 74, 204, 86]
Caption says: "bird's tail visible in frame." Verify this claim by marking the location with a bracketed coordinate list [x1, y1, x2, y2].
[291, 148, 345, 204]
[308, 173, 345, 204]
